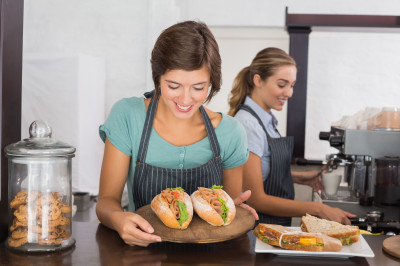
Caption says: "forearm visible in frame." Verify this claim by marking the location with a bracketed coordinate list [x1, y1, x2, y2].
[97, 138, 131, 231]
[222, 166, 243, 200]
[96, 197, 125, 231]
[291, 171, 302, 184]
[247, 193, 323, 218]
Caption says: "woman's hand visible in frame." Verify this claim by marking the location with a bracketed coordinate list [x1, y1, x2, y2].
[318, 204, 356, 225]
[233, 190, 259, 220]
[292, 170, 324, 193]
[112, 211, 162, 247]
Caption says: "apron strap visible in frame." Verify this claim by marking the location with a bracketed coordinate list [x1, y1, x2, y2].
[136, 93, 159, 163]
[239, 104, 272, 138]
[136, 93, 220, 163]
[200, 106, 221, 158]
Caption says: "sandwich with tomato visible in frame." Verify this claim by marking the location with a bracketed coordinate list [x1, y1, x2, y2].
[254, 223, 343, 252]
[191, 185, 236, 226]
[301, 214, 360, 245]
[151, 187, 193, 229]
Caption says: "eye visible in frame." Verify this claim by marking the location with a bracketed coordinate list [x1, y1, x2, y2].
[193, 87, 204, 91]
[168, 85, 179, 90]
[278, 84, 286, 88]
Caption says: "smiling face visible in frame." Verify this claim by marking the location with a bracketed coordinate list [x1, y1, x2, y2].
[251, 65, 297, 113]
[158, 65, 211, 120]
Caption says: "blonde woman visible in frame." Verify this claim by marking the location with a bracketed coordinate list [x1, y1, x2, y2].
[228, 47, 355, 226]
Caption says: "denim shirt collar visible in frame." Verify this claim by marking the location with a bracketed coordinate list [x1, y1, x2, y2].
[243, 96, 278, 130]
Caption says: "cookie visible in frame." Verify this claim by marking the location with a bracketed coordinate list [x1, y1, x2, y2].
[59, 216, 71, 226]
[41, 192, 60, 203]
[11, 227, 28, 239]
[9, 219, 26, 232]
[7, 237, 27, 248]
[59, 202, 72, 214]
[10, 190, 41, 209]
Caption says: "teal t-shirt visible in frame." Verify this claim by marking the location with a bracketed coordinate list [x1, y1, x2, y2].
[99, 97, 249, 210]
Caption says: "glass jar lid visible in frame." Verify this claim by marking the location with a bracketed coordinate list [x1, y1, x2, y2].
[4, 120, 76, 157]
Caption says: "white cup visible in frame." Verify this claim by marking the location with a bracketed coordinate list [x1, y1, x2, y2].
[322, 173, 342, 196]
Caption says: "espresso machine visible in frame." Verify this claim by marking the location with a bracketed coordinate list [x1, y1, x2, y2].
[319, 126, 400, 207]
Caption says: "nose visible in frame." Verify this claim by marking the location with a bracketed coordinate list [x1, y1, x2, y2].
[179, 88, 191, 104]
[284, 87, 293, 98]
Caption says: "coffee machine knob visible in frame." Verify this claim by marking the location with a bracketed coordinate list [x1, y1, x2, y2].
[330, 136, 343, 147]
[319, 131, 331, 141]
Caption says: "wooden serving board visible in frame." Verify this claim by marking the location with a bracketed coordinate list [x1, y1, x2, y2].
[382, 235, 400, 259]
[135, 204, 255, 243]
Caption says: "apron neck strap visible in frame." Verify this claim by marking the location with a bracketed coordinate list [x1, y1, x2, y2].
[136, 93, 159, 162]
[200, 106, 220, 158]
[239, 104, 281, 137]
[239, 104, 271, 137]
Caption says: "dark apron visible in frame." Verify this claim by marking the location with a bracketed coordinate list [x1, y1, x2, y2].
[239, 104, 294, 226]
[133, 93, 223, 210]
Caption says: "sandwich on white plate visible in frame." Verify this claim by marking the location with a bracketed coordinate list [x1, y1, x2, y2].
[254, 223, 343, 252]
[301, 214, 360, 245]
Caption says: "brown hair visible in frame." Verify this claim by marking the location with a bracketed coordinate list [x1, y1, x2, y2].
[151, 21, 221, 103]
[227, 47, 296, 116]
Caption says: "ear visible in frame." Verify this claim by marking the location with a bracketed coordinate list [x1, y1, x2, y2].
[253, 74, 263, 88]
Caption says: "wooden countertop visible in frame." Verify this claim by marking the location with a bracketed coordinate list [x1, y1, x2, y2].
[1, 222, 399, 265]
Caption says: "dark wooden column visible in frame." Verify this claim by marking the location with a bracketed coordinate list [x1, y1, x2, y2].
[0, 0, 24, 242]
[286, 26, 311, 159]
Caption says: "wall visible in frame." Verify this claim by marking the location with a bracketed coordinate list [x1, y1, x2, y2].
[22, 0, 400, 193]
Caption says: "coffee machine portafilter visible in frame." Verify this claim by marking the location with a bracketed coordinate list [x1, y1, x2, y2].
[319, 127, 400, 206]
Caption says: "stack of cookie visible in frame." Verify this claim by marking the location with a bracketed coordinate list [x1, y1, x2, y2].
[8, 190, 72, 248]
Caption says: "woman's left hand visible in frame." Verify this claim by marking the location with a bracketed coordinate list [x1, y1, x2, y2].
[294, 170, 324, 193]
[233, 190, 259, 220]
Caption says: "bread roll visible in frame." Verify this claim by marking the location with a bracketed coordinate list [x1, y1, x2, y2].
[151, 187, 193, 229]
[191, 186, 236, 226]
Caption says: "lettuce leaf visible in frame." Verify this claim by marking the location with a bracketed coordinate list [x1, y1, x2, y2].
[217, 197, 229, 223]
[211, 185, 223, 190]
[176, 200, 189, 226]
[171, 187, 184, 192]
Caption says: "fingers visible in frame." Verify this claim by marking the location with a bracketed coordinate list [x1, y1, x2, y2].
[128, 227, 161, 246]
[232, 190, 259, 220]
[344, 211, 357, 218]
[342, 216, 351, 225]
[239, 203, 259, 220]
[134, 214, 156, 234]
[233, 190, 251, 205]
[118, 213, 162, 247]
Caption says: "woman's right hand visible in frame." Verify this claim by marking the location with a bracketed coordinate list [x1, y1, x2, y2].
[318, 204, 356, 225]
[112, 211, 162, 247]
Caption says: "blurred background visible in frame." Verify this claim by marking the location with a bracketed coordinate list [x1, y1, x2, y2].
[21, 0, 400, 195]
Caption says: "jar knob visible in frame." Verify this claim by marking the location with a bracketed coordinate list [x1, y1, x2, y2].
[29, 120, 52, 138]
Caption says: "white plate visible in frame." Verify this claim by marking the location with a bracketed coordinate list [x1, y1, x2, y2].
[255, 227, 374, 258]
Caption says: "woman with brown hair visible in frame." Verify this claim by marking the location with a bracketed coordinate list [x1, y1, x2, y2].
[96, 21, 257, 247]
[228, 47, 355, 226]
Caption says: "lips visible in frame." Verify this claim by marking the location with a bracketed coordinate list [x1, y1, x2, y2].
[278, 98, 287, 105]
[176, 103, 192, 112]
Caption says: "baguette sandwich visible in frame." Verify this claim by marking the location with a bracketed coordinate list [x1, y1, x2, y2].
[301, 214, 360, 245]
[254, 223, 342, 252]
[191, 185, 236, 226]
[151, 187, 193, 229]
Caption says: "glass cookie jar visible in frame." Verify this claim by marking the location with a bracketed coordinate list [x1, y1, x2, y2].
[5, 120, 76, 252]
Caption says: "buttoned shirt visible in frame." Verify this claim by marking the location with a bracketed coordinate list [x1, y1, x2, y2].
[234, 96, 280, 181]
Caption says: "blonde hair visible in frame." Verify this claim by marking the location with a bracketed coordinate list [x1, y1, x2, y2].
[227, 47, 296, 116]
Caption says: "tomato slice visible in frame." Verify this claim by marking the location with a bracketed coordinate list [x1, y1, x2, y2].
[172, 191, 179, 199]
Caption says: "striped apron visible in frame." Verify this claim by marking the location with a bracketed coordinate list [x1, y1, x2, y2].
[239, 104, 294, 226]
[133, 93, 223, 210]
